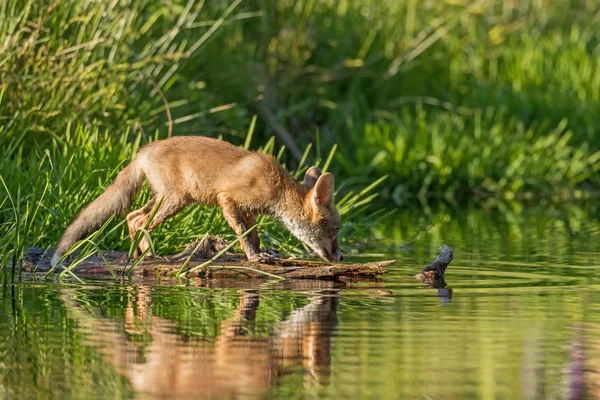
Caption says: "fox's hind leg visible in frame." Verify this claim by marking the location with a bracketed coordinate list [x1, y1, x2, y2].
[126, 198, 156, 257]
[127, 196, 188, 258]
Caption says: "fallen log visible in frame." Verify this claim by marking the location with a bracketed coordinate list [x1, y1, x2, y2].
[22, 236, 392, 280]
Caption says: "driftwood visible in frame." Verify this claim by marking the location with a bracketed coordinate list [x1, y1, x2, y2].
[415, 245, 453, 285]
[22, 236, 392, 281]
[414, 245, 454, 304]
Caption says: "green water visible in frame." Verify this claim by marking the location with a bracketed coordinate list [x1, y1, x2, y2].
[2, 204, 600, 399]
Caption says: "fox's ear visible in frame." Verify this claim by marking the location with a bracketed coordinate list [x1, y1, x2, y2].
[303, 166, 322, 188]
[312, 173, 335, 206]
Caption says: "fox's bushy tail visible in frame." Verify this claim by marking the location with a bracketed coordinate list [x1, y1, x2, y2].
[51, 161, 145, 267]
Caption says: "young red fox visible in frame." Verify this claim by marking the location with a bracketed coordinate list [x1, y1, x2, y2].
[51, 136, 343, 267]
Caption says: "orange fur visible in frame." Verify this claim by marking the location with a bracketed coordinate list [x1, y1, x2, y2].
[52, 136, 342, 266]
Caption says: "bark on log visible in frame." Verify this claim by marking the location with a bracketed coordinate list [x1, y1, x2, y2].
[22, 237, 392, 281]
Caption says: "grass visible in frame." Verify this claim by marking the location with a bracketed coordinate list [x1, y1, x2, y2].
[339, 107, 600, 202]
[1, 0, 599, 203]
[1, 0, 600, 278]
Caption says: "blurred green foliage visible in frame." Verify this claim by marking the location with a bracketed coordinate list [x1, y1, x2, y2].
[1, 0, 599, 201]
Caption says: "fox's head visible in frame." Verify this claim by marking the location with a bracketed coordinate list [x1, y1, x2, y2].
[285, 167, 343, 262]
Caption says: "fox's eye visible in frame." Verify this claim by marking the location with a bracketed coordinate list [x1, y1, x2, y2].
[333, 228, 339, 235]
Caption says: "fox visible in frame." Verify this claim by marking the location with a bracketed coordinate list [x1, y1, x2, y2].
[50, 136, 343, 268]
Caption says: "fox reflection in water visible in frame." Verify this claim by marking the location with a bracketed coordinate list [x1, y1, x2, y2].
[62, 288, 338, 397]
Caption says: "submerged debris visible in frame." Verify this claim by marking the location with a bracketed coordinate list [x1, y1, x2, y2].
[415, 245, 453, 284]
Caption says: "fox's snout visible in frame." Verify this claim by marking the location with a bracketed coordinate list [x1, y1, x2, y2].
[329, 252, 343, 262]
[330, 246, 343, 262]
[281, 166, 345, 264]
[319, 239, 343, 262]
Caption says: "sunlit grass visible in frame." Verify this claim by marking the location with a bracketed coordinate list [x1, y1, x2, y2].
[338, 107, 600, 202]
[1, 0, 600, 279]
[1, 1, 599, 203]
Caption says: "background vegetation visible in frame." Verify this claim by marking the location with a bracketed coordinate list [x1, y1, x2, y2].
[2, 0, 599, 198]
[1, 0, 600, 264]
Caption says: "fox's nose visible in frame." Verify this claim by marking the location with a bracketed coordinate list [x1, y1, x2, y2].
[339, 254, 344, 261]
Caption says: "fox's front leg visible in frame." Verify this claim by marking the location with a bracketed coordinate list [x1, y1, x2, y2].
[239, 211, 260, 252]
[217, 193, 274, 263]
[237, 208, 280, 261]
[241, 212, 279, 259]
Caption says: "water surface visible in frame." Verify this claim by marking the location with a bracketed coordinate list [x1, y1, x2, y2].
[2, 203, 600, 399]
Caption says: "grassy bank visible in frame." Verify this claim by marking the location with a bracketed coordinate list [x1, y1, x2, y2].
[1, 0, 599, 202]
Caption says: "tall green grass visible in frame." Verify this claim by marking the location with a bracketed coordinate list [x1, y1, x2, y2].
[338, 107, 600, 202]
[1, 0, 599, 210]
[0, 0, 249, 144]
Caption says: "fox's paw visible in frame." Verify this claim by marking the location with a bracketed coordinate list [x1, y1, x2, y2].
[258, 252, 276, 264]
[248, 251, 277, 264]
[50, 265, 66, 273]
[263, 248, 279, 258]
